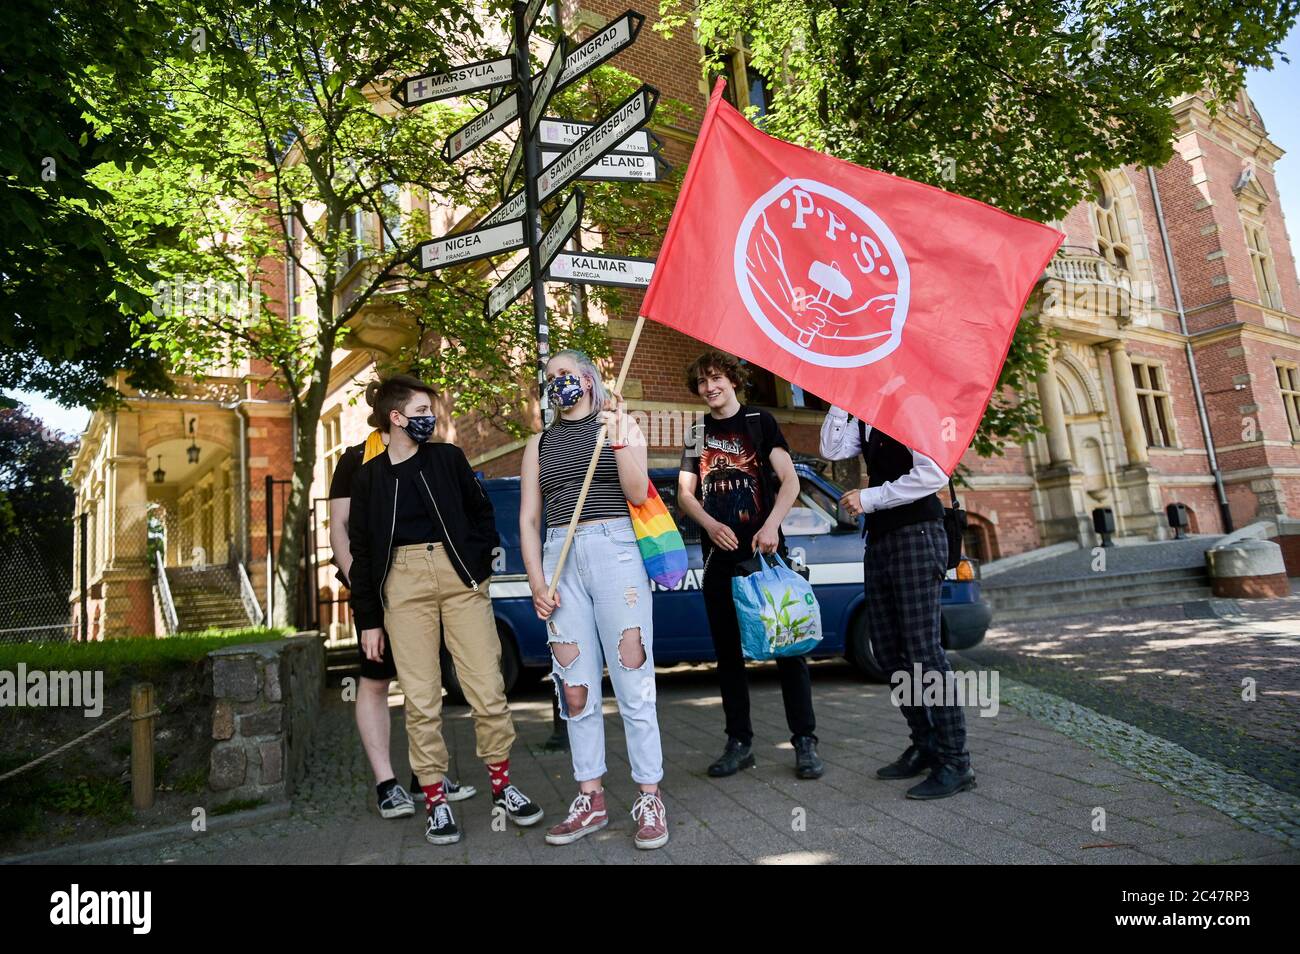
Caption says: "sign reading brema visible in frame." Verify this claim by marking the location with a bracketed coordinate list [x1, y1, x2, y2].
[444, 93, 518, 161]
[538, 86, 657, 201]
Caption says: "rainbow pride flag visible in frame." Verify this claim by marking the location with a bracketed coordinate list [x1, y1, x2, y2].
[629, 480, 688, 588]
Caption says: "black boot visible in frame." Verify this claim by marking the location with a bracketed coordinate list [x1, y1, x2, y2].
[906, 763, 976, 800]
[876, 745, 936, 780]
[793, 736, 824, 779]
[708, 738, 756, 777]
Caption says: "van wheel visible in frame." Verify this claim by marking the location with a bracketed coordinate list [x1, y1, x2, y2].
[441, 623, 521, 705]
[847, 612, 889, 683]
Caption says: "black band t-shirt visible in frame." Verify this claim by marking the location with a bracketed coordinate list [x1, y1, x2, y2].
[680, 405, 789, 563]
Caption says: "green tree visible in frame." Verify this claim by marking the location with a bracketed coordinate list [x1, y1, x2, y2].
[0, 0, 176, 406]
[0, 406, 76, 586]
[660, 0, 1298, 457]
[107, 1, 680, 624]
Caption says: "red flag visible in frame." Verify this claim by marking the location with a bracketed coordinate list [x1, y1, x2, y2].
[641, 80, 1064, 474]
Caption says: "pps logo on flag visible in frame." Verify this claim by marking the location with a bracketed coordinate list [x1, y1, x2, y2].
[735, 178, 910, 368]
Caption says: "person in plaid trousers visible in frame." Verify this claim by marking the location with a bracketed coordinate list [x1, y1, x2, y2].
[820, 406, 976, 799]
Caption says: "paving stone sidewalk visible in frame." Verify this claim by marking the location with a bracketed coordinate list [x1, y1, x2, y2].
[107, 663, 1297, 865]
[959, 591, 1300, 796]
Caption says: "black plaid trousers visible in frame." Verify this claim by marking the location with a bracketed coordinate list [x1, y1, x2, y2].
[863, 518, 970, 770]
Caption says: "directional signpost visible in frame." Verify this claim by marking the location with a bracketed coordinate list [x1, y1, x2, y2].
[391, 2, 667, 749]
[393, 1, 662, 426]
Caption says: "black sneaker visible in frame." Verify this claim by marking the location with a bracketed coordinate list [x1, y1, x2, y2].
[707, 738, 756, 777]
[411, 775, 476, 804]
[793, 736, 824, 779]
[493, 784, 545, 827]
[377, 780, 415, 819]
[906, 763, 977, 800]
[445, 777, 477, 802]
[425, 802, 461, 844]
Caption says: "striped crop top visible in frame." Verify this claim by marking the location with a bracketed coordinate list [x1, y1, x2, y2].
[538, 411, 628, 526]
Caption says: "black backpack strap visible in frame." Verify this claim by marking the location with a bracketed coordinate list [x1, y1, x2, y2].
[948, 478, 959, 509]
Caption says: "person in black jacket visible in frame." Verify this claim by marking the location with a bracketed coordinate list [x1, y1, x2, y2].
[349, 374, 543, 845]
[820, 405, 975, 800]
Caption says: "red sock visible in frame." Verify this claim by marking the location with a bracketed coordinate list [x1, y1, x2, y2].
[422, 781, 446, 807]
[487, 759, 510, 796]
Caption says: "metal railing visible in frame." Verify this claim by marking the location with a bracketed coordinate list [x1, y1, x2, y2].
[236, 560, 265, 626]
[155, 550, 179, 635]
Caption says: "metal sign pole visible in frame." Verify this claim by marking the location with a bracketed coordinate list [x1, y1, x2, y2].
[513, 0, 553, 429]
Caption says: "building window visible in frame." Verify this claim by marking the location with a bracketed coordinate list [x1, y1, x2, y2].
[1091, 176, 1131, 272]
[342, 207, 366, 273]
[745, 364, 830, 412]
[284, 208, 299, 319]
[322, 412, 345, 489]
[1246, 222, 1283, 311]
[1276, 362, 1300, 442]
[706, 35, 771, 122]
[379, 183, 403, 253]
[1131, 360, 1175, 447]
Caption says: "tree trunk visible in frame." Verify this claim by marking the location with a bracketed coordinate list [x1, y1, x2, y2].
[271, 329, 335, 629]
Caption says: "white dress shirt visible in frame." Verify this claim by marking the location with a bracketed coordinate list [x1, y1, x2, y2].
[818, 406, 950, 514]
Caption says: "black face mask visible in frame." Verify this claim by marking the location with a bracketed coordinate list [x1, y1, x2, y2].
[399, 414, 436, 443]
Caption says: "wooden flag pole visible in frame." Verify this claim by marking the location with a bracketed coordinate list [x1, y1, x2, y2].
[546, 314, 647, 598]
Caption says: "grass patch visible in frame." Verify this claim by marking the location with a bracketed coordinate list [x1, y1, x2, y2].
[0, 627, 291, 678]
[210, 797, 265, 816]
[48, 777, 132, 825]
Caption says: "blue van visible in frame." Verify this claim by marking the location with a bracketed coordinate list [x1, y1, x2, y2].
[451, 463, 991, 696]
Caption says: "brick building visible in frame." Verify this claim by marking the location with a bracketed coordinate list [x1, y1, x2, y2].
[67, 3, 1300, 636]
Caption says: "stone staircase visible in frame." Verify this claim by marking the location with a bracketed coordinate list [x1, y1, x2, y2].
[164, 565, 256, 632]
[983, 564, 1214, 623]
[979, 536, 1226, 624]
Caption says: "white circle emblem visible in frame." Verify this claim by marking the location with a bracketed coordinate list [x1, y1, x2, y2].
[734, 178, 910, 368]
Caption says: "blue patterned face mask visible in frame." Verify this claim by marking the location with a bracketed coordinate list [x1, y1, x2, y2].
[547, 373, 585, 409]
[399, 414, 436, 443]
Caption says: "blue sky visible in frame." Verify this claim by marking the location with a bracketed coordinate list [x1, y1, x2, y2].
[1246, 27, 1300, 245]
[7, 25, 1300, 439]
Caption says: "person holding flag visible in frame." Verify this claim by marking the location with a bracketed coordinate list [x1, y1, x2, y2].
[677, 350, 823, 781]
[519, 349, 669, 851]
[820, 410, 974, 799]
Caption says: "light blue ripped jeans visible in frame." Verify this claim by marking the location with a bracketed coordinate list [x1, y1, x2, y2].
[542, 516, 663, 785]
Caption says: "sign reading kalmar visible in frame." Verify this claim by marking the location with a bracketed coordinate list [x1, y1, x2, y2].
[549, 251, 655, 288]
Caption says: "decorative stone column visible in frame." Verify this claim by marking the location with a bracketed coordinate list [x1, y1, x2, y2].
[1106, 340, 1150, 467]
[1036, 350, 1072, 466]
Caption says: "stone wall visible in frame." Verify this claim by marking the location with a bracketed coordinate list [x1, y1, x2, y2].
[207, 633, 323, 804]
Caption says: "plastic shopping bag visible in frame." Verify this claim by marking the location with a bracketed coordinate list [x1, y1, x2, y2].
[731, 553, 823, 660]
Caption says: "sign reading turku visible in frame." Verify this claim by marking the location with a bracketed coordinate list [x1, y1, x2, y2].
[394, 4, 662, 318]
